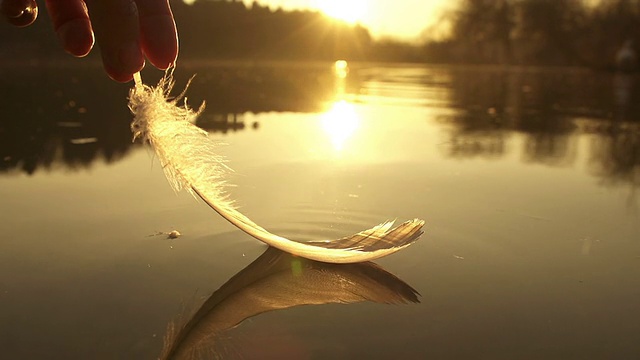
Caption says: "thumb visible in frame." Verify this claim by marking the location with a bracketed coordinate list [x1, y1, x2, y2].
[1, 0, 38, 27]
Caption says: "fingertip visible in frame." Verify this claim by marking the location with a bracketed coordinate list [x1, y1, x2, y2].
[105, 68, 145, 83]
[139, 15, 178, 70]
[142, 42, 178, 70]
[147, 49, 177, 70]
[108, 72, 134, 83]
[148, 51, 177, 70]
[56, 18, 94, 57]
[104, 56, 145, 83]
[3, 0, 37, 27]
[119, 41, 146, 72]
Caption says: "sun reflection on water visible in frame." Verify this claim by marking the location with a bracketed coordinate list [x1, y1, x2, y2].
[334, 60, 349, 79]
[320, 100, 361, 152]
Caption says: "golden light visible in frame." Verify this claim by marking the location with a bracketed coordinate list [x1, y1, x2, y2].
[320, 100, 361, 151]
[333, 60, 349, 79]
[313, 0, 367, 23]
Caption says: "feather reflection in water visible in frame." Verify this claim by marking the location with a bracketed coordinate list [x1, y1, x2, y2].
[128, 71, 425, 264]
[160, 247, 419, 360]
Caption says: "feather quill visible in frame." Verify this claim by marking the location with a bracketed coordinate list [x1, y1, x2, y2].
[128, 70, 424, 263]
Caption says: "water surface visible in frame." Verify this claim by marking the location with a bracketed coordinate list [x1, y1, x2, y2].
[1, 62, 639, 359]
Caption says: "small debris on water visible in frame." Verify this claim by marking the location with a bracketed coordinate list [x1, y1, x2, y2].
[453, 255, 465, 260]
[70, 137, 98, 145]
[147, 230, 182, 239]
[56, 121, 83, 128]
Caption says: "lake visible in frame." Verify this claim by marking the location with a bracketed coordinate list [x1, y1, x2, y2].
[1, 61, 639, 359]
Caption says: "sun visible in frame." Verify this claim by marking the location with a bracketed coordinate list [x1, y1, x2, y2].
[313, 0, 367, 23]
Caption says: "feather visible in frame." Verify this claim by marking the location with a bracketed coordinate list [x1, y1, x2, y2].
[128, 70, 425, 264]
[160, 246, 420, 360]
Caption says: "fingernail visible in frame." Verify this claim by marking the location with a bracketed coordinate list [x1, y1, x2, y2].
[3, 0, 38, 27]
[1, 0, 35, 18]
[118, 41, 144, 72]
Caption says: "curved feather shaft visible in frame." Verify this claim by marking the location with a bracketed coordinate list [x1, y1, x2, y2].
[128, 71, 425, 264]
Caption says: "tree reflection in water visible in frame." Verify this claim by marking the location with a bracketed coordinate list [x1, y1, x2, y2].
[439, 66, 640, 205]
[1, 63, 637, 203]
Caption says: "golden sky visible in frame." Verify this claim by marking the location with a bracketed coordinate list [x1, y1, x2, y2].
[241, 0, 453, 41]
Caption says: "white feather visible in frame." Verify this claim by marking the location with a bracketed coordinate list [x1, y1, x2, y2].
[128, 70, 424, 263]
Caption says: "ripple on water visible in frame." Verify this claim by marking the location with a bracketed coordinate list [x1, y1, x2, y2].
[265, 203, 392, 242]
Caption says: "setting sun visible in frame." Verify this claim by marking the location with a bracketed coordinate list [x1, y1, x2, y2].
[313, 0, 367, 23]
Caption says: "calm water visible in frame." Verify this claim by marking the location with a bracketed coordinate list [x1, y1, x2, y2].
[1, 62, 639, 359]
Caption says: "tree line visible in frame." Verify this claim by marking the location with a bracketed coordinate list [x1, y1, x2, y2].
[172, 0, 375, 60]
[0, 0, 377, 62]
[2, 0, 639, 68]
[424, 0, 640, 68]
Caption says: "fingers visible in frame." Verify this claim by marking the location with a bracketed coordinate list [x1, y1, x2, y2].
[44, 0, 94, 57]
[5, 0, 178, 82]
[135, 0, 177, 69]
[1, 0, 38, 27]
[85, 0, 144, 82]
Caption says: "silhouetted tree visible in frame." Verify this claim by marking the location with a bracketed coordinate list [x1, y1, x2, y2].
[423, 0, 640, 68]
[445, 0, 515, 64]
[170, 0, 373, 61]
[1, 0, 378, 63]
[513, 0, 588, 65]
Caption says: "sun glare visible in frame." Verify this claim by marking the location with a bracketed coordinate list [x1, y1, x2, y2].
[313, 0, 367, 23]
[321, 100, 361, 151]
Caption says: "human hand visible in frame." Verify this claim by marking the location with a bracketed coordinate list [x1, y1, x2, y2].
[1, 0, 178, 82]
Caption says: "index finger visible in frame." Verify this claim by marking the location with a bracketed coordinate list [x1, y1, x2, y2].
[135, 0, 177, 69]
[85, 0, 144, 82]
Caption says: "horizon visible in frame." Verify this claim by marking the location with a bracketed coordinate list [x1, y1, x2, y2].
[180, 0, 454, 42]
